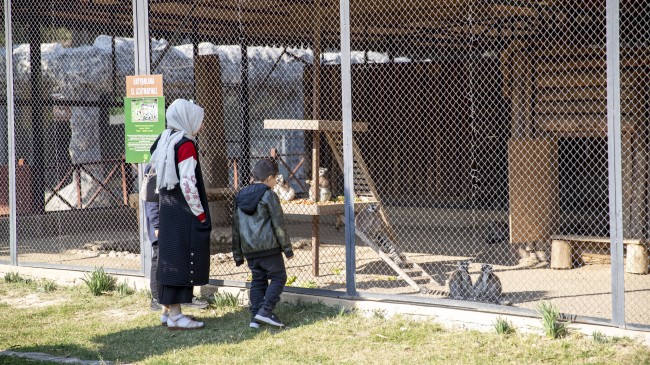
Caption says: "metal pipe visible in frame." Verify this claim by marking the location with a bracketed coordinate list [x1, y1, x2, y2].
[133, 0, 152, 277]
[340, 0, 356, 296]
[5, 0, 18, 266]
[606, 0, 626, 328]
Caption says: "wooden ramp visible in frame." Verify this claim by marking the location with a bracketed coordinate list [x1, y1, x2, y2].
[323, 130, 445, 294]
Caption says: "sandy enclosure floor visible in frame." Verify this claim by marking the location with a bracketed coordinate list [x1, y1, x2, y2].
[2, 220, 650, 325]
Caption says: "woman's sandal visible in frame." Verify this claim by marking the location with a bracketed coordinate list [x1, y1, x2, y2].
[167, 314, 204, 330]
[161, 313, 197, 327]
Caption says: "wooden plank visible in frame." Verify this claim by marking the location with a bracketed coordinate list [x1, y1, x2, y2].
[537, 73, 607, 89]
[280, 200, 377, 216]
[536, 114, 636, 134]
[195, 55, 229, 189]
[535, 99, 641, 115]
[264, 119, 368, 132]
[537, 87, 607, 102]
[355, 230, 421, 292]
[508, 138, 559, 244]
[551, 235, 644, 245]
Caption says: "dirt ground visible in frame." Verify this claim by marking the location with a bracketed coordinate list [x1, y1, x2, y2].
[2, 218, 650, 326]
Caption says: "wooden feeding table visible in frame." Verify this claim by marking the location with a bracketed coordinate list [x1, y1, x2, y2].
[551, 235, 649, 274]
[280, 198, 378, 276]
[264, 119, 369, 276]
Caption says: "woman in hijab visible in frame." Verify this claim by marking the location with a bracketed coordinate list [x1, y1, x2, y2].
[149, 99, 211, 330]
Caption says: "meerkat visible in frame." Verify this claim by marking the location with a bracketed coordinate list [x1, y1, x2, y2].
[448, 260, 473, 300]
[273, 174, 296, 201]
[306, 167, 332, 202]
[473, 264, 502, 303]
[355, 204, 406, 267]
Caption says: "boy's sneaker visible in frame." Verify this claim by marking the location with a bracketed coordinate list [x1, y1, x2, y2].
[254, 309, 284, 327]
[249, 315, 261, 329]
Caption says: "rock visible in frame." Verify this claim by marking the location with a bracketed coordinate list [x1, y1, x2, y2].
[108, 251, 117, 258]
[99, 254, 108, 258]
[292, 239, 311, 250]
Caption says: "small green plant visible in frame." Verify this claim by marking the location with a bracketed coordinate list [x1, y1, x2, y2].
[299, 280, 319, 289]
[211, 291, 240, 308]
[494, 317, 515, 335]
[286, 275, 298, 286]
[116, 280, 135, 296]
[331, 268, 343, 275]
[38, 279, 57, 292]
[372, 308, 387, 319]
[4, 272, 33, 286]
[4, 272, 22, 283]
[592, 331, 608, 344]
[336, 305, 349, 317]
[81, 267, 117, 296]
[537, 301, 569, 339]
[386, 276, 398, 282]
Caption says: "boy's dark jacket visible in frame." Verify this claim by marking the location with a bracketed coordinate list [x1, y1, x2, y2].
[232, 183, 293, 266]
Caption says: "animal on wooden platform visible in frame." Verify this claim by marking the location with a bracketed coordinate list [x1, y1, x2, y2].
[356, 204, 406, 267]
[273, 174, 295, 201]
[306, 167, 332, 202]
[448, 260, 473, 300]
[473, 264, 503, 303]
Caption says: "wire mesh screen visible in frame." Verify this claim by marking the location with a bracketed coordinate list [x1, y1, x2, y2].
[1, 7, 9, 264]
[9, 1, 140, 271]
[620, 0, 650, 326]
[147, 0, 346, 290]
[346, 1, 619, 320]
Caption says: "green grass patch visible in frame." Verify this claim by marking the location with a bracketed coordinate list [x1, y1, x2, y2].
[537, 301, 569, 339]
[494, 317, 516, 335]
[210, 291, 240, 308]
[115, 280, 135, 296]
[0, 280, 649, 364]
[81, 267, 117, 296]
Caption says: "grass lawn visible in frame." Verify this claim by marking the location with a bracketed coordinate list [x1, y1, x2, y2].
[1, 278, 650, 365]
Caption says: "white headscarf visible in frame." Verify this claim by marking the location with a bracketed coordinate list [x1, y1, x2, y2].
[150, 99, 205, 191]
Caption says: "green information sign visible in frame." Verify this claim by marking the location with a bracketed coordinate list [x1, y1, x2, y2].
[124, 96, 166, 163]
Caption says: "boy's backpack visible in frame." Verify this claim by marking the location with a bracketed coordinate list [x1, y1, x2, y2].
[140, 166, 159, 202]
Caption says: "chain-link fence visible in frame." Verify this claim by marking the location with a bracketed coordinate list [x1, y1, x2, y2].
[349, 0, 617, 319]
[1, 5, 8, 264]
[620, 0, 650, 327]
[2, 0, 649, 329]
[6, 1, 140, 272]
[147, 0, 347, 290]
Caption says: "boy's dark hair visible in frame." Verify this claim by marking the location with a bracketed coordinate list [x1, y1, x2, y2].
[252, 159, 279, 182]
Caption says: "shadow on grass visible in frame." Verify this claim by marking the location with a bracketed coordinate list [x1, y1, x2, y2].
[14, 301, 341, 364]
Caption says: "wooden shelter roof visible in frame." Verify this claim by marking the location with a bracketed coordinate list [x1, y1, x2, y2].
[11, 0, 564, 48]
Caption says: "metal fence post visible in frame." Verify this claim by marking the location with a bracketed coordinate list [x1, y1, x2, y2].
[133, 0, 151, 276]
[4, 0, 17, 266]
[340, 0, 356, 296]
[606, 0, 625, 328]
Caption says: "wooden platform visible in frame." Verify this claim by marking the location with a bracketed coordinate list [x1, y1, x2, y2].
[551, 235, 649, 274]
[263, 119, 368, 132]
[280, 200, 376, 216]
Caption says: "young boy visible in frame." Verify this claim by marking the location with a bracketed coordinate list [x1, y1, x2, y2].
[232, 159, 293, 328]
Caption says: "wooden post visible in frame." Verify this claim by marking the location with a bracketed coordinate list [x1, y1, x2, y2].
[121, 160, 128, 206]
[311, 0, 322, 277]
[76, 167, 82, 209]
[550, 239, 573, 269]
[625, 243, 649, 274]
[195, 55, 227, 189]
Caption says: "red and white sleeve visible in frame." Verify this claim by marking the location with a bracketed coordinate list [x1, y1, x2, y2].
[177, 141, 206, 222]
